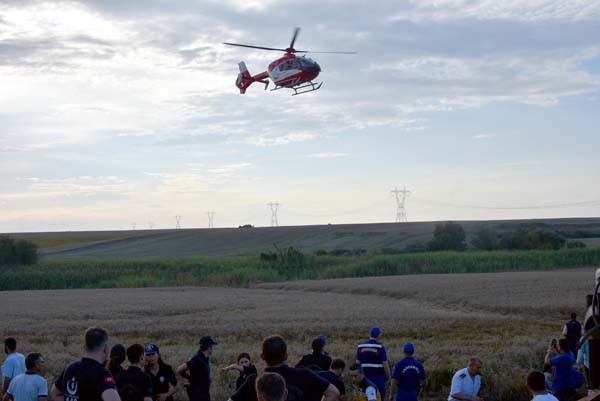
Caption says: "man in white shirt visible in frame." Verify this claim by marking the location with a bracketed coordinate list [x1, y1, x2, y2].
[2, 338, 26, 395]
[448, 358, 483, 401]
[527, 370, 558, 401]
[3, 353, 47, 401]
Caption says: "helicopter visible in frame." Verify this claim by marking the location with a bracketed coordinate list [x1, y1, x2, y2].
[223, 27, 356, 96]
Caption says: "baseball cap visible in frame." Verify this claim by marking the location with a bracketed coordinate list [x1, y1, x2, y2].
[370, 327, 382, 337]
[403, 342, 415, 354]
[318, 334, 328, 342]
[199, 336, 218, 347]
[145, 344, 159, 355]
[110, 344, 126, 359]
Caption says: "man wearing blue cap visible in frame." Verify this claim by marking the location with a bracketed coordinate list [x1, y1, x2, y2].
[388, 343, 426, 401]
[177, 336, 217, 401]
[356, 328, 391, 400]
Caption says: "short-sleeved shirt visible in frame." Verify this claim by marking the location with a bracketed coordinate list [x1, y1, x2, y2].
[448, 368, 480, 401]
[550, 353, 575, 392]
[392, 356, 426, 396]
[147, 363, 177, 401]
[235, 365, 257, 390]
[532, 394, 559, 401]
[318, 370, 345, 395]
[116, 366, 153, 401]
[351, 377, 381, 401]
[356, 340, 387, 377]
[54, 357, 117, 401]
[2, 353, 26, 380]
[230, 364, 331, 401]
[186, 352, 211, 396]
[297, 353, 332, 371]
[7, 372, 48, 401]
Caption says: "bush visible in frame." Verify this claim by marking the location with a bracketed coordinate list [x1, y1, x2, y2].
[471, 226, 500, 250]
[566, 240, 587, 249]
[428, 222, 467, 251]
[0, 235, 39, 265]
[499, 227, 565, 250]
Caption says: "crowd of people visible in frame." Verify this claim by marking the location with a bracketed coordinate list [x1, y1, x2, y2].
[0, 313, 592, 401]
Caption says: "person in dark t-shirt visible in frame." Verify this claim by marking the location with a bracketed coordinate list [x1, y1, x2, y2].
[228, 335, 339, 401]
[144, 344, 177, 401]
[221, 352, 258, 390]
[116, 344, 153, 401]
[318, 359, 346, 396]
[106, 344, 127, 379]
[50, 327, 120, 401]
[296, 338, 332, 372]
[177, 336, 217, 401]
[256, 372, 287, 401]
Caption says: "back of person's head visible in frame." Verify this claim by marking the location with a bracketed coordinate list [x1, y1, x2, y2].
[527, 370, 546, 392]
[262, 336, 287, 366]
[330, 358, 345, 371]
[558, 338, 569, 352]
[127, 344, 145, 364]
[85, 327, 108, 353]
[349, 362, 362, 373]
[311, 337, 325, 354]
[256, 372, 287, 401]
[4, 337, 17, 352]
[571, 312, 577, 320]
[25, 353, 42, 370]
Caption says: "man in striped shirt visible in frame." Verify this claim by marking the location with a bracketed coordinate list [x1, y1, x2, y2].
[356, 328, 391, 400]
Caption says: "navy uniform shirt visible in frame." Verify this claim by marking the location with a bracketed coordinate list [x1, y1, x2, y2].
[231, 365, 331, 401]
[54, 357, 117, 401]
[356, 339, 388, 377]
[391, 357, 426, 401]
[187, 352, 211, 396]
[147, 363, 177, 401]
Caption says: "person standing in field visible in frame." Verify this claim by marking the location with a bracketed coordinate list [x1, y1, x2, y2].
[255, 373, 287, 401]
[144, 344, 178, 401]
[106, 345, 127, 379]
[2, 337, 26, 395]
[356, 328, 391, 400]
[221, 353, 257, 390]
[544, 339, 575, 401]
[562, 313, 583, 357]
[448, 358, 483, 401]
[296, 337, 332, 372]
[2, 353, 47, 401]
[115, 344, 153, 401]
[229, 335, 339, 401]
[388, 343, 426, 401]
[50, 327, 120, 401]
[177, 336, 217, 401]
[318, 359, 346, 396]
[348, 363, 381, 401]
[526, 370, 558, 401]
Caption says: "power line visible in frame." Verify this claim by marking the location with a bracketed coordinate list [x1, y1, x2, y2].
[391, 186, 410, 223]
[267, 202, 281, 227]
[412, 197, 600, 210]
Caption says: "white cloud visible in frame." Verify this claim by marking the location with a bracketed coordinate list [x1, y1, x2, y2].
[306, 152, 349, 158]
[474, 134, 492, 139]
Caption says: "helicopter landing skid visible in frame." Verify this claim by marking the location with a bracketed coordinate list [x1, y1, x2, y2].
[271, 81, 322, 95]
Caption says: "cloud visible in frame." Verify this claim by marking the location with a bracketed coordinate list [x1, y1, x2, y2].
[306, 153, 349, 158]
[474, 134, 492, 139]
[497, 161, 542, 167]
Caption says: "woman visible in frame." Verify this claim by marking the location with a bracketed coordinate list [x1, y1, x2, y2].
[106, 343, 126, 378]
[145, 343, 178, 401]
[221, 352, 257, 390]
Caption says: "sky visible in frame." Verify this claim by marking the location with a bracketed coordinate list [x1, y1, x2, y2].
[1, 0, 600, 232]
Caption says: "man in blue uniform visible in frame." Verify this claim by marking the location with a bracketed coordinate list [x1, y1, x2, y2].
[562, 312, 583, 356]
[177, 336, 217, 401]
[388, 343, 426, 401]
[356, 328, 391, 400]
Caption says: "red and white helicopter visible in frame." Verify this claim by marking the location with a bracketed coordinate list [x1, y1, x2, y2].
[223, 27, 356, 95]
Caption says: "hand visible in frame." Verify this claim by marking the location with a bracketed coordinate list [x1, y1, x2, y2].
[156, 394, 169, 401]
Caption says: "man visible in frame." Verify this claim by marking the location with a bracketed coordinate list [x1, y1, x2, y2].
[50, 327, 120, 401]
[526, 370, 558, 401]
[562, 313, 583, 356]
[3, 338, 26, 394]
[389, 343, 426, 401]
[3, 353, 47, 401]
[318, 359, 346, 396]
[296, 338, 331, 372]
[177, 336, 217, 401]
[348, 363, 381, 401]
[448, 358, 483, 401]
[356, 328, 391, 400]
[229, 335, 339, 401]
[256, 373, 287, 401]
[576, 337, 590, 384]
[115, 344, 152, 401]
[545, 339, 575, 401]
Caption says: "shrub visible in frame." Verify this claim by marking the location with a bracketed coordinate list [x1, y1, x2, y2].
[428, 222, 467, 251]
[499, 227, 565, 250]
[566, 240, 586, 249]
[471, 226, 500, 250]
[0, 235, 39, 265]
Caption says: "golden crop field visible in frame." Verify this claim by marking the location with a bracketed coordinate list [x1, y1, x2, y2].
[1, 267, 595, 401]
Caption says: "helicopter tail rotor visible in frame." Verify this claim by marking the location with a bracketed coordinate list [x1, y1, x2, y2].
[235, 61, 269, 94]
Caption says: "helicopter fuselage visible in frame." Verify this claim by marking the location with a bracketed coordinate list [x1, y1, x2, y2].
[267, 53, 321, 88]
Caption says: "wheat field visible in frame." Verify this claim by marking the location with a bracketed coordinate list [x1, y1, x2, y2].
[1, 267, 595, 401]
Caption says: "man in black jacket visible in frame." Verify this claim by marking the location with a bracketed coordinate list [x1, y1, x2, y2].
[116, 344, 153, 401]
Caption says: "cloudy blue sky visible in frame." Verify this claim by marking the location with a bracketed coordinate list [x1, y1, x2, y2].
[1, 0, 600, 232]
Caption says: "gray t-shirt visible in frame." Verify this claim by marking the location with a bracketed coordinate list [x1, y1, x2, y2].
[7, 372, 48, 401]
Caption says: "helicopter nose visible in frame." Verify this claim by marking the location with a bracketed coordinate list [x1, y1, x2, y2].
[306, 61, 321, 74]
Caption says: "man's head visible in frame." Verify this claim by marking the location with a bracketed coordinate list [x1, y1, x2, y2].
[25, 353, 44, 373]
[526, 370, 546, 394]
[330, 358, 345, 379]
[199, 336, 218, 355]
[127, 344, 145, 366]
[403, 342, 415, 356]
[558, 338, 569, 353]
[467, 358, 483, 376]
[256, 372, 287, 401]
[262, 336, 288, 367]
[84, 327, 109, 360]
[4, 337, 16, 354]
[348, 363, 365, 386]
[370, 327, 382, 339]
[311, 337, 325, 354]
[571, 312, 577, 320]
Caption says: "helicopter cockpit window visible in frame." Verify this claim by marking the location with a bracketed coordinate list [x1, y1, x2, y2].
[280, 59, 300, 71]
[298, 57, 314, 67]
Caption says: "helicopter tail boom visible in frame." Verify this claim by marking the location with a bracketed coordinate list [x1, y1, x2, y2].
[236, 61, 269, 94]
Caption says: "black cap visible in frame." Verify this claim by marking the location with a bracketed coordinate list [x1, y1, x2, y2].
[199, 336, 218, 347]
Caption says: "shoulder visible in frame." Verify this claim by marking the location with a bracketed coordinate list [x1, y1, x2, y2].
[454, 368, 468, 380]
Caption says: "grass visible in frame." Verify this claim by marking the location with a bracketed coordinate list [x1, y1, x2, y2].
[1, 248, 600, 291]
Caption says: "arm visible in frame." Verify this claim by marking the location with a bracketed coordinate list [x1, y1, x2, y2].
[2, 393, 13, 401]
[50, 384, 64, 401]
[321, 383, 340, 401]
[221, 364, 244, 373]
[2, 378, 10, 395]
[562, 325, 568, 336]
[177, 363, 190, 380]
[100, 388, 121, 401]
[387, 379, 398, 401]
[383, 360, 391, 381]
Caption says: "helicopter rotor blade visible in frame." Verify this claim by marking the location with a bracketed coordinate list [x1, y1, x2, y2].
[223, 42, 288, 52]
[288, 27, 300, 51]
[294, 50, 357, 54]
